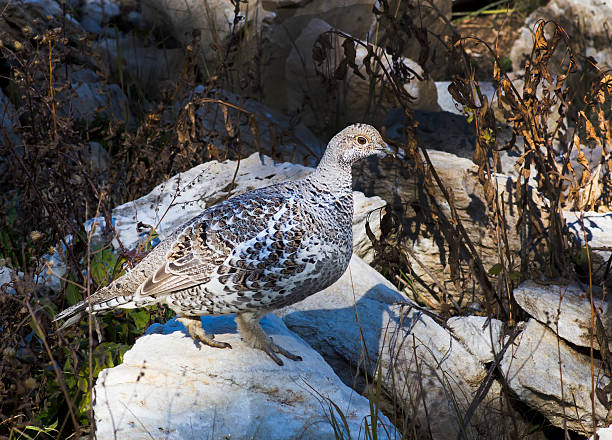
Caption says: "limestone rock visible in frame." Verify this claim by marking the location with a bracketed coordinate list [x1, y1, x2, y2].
[85, 152, 385, 263]
[367, 0, 452, 79]
[94, 314, 397, 439]
[278, 254, 521, 439]
[514, 281, 611, 351]
[352, 150, 525, 308]
[285, 18, 439, 132]
[184, 88, 325, 167]
[95, 37, 186, 95]
[510, 0, 612, 71]
[79, 0, 120, 34]
[565, 211, 612, 287]
[501, 319, 611, 435]
[55, 67, 129, 124]
[447, 315, 504, 364]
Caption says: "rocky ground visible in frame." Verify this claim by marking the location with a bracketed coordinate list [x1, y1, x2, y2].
[0, 0, 611, 439]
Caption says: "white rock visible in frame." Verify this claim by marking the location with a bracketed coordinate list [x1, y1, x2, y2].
[591, 425, 612, 440]
[285, 18, 439, 131]
[94, 314, 397, 439]
[0, 266, 16, 294]
[447, 316, 504, 363]
[501, 319, 611, 435]
[510, 0, 612, 71]
[435, 81, 496, 116]
[564, 211, 612, 285]
[87, 152, 385, 263]
[514, 281, 611, 351]
[278, 254, 512, 439]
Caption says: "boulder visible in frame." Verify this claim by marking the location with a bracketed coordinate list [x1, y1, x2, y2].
[0, 88, 22, 148]
[514, 280, 611, 351]
[352, 150, 525, 308]
[181, 88, 325, 166]
[79, 0, 120, 34]
[95, 37, 186, 96]
[564, 211, 612, 288]
[501, 319, 611, 435]
[367, 0, 452, 79]
[56, 66, 130, 124]
[139, 0, 445, 120]
[84, 152, 385, 263]
[94, 314, 397, 439]
[285, 18, 439, 133]
[447, 315, 504, 364]
[510, 0, 612, 72]
[278, 254, 522, 440]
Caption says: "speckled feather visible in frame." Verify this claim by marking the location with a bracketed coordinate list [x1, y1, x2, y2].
[54, 124, 386, 328]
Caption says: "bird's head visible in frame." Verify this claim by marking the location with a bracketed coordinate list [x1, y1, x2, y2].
[326, 123, 390, 166]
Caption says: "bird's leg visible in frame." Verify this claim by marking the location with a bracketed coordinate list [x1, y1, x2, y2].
[235, 312, 302, 366]
[177, 316, 232, 349]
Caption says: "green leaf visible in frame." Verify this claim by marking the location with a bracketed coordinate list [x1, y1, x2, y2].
[488, 263, 503, 276]
[64, 276, 82, 306]
[90, 248, 119, 286]
[508, 271, 521, 282]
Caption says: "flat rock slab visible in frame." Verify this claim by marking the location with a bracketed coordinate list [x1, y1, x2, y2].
[501, 319, 610, 435]
[447, 315, 504, 364]
[514, 280, 611, 350]
[278, 255, 513, 439]
[94, 314, 396, 439]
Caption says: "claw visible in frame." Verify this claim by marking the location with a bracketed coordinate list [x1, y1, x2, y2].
[178, 317, 232, 349]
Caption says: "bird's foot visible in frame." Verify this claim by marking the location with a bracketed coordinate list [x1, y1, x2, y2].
[177, 317, 232, 349]
[235, 312, 302, 366]
[261, 338, 303, 366]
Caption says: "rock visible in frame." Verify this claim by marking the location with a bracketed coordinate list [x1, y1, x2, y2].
[86, 152, 385, 263]
[94, 314, 397, 439]
[0, 88, 23, 176]
[368, 0, 453, 79]
[83, 142, 110, 178]
[388, 109, 476, 159]
[285, 18, 439, 132]
[182, 88, 325, 166]
[501, 319, 611, 435]
[80, 0, 120, 34]
[0, 266, 17, 294]
[514, 280, 611, 351]
[353, 149, 526, 307]
[592, 425, 612, 440]
[510, 0, 612, 72]
[141, 0, 267, 62]
[278, 254, 519, 439]
[95, 37, 185, 95]
[447, 315, 504, 364]
[435, 81, 497, 116]
[0, 88, 22, 148]
[56, 67, 129, 124]
[564, 211, 612, 288]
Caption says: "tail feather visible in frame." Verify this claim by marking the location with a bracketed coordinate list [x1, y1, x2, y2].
[53, 288, 138, 329]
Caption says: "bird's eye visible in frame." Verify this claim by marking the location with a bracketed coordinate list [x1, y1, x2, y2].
[356, 136, 367, 145]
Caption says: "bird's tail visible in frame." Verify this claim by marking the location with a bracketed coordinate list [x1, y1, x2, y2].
[53, 287, 139, 330]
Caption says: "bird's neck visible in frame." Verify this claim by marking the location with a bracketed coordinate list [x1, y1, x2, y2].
[307, 150, 353, 194]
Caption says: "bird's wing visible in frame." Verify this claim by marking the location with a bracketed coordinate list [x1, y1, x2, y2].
[134, 188, 288, 298]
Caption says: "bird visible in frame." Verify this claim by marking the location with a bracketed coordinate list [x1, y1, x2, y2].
[54, 123, 388, 365]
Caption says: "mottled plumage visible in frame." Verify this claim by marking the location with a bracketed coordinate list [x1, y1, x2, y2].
[54, 123, 387, 365]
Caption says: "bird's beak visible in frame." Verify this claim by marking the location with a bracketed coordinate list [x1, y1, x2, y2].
[375, 144, 396, 158]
